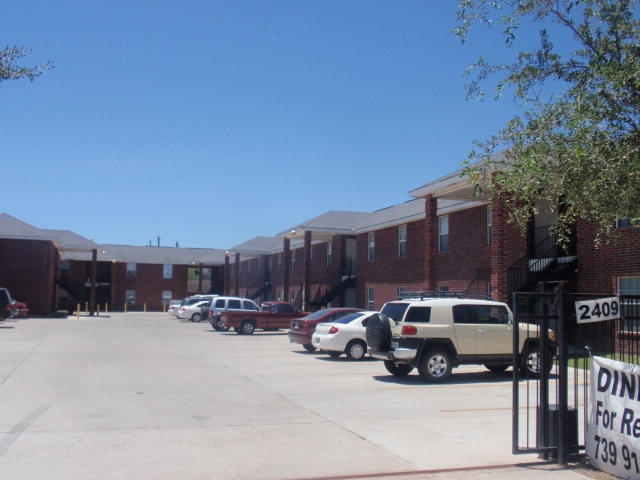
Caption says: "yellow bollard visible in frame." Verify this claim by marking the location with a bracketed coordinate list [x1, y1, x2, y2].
[97, 305, 100, 316]
[144, 303, 147, 313]
[84, 302, 88, 313]
[76, 304, 80, 319]
[124, 303, 127, 313]
[105, 303, 109, 313]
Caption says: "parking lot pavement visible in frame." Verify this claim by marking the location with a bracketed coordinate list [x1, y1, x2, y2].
[0, 313, 590, 480]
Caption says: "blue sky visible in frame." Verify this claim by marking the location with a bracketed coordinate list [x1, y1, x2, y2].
[2, 1, 520, 249]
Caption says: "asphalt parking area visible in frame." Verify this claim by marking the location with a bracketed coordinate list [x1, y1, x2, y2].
[0, 313, 551, 479]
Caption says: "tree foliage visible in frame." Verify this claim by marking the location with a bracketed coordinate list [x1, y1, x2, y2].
[456, 0, 640, 245]
[0, 45, 52, 84]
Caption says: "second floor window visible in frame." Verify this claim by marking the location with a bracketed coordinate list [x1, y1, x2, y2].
[163, 264, 173, 279]
[291, 250, 296, 271]
[398, 224, 407, 258]
[439, 216, 449, 252]
[326, 241, 333, 267]
[368, 232, 375, 262]
[126, 263, 136, 278]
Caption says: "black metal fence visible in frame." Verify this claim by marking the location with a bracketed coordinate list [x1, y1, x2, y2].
[512, 286, 640, 464]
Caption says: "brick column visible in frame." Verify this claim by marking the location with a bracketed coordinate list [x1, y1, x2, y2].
[234, 252, 240, 296]
[283, 237, 290, 302]
[303, 230, 312, 311]
[424, 195, 438, 291]
[491, 194, 509, 303]
[224, 253, 230, 296]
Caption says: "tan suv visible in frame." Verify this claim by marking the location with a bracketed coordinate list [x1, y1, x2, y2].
[366, 293, 556, 382]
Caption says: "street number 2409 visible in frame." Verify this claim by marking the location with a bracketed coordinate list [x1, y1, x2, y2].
[577, 298, 619, 323]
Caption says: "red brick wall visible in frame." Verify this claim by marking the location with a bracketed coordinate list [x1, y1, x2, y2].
[435, 205, 492, 293]
[576, 221, 640, 294]
[356, 219, 425, 310]
[0, 238, 58, 315]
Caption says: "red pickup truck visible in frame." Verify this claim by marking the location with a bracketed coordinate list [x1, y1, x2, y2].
[221, 301, 309, 335]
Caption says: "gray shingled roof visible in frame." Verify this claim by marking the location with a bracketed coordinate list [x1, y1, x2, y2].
[82, 244, 228, 265]
[0, 214, 98, 250]
[229, 236, 305, 256]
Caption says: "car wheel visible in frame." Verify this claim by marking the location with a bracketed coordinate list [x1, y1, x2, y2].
[191, 312, 201, 322]
[384, 360, 413, 376]
[327, 351, 342, 358]
[240, 320, 256, 335]
[365, 313, 392, 351]
[212, 317, 228, 331]
[520, 345, 553, 377]
[346, 340, 367, 360]
[418, 348, 452, 383]
[303, 343, 316, 352]
[485, 364, 510, 373]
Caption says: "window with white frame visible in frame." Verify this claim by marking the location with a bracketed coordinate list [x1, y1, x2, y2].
[326, 241, 333, 267]
[126, 290, 135, 305]
[162, 291, 172, 306]
[398, 224, 407, 258]
[439, 216, 449, 252]
[126, 263, 136, 278]
[368, 232, 375, 262]
[487, 206, 493, 246]
[367, 287, 375, 310]
[619, 277, 640, 333]
[163, 264, 173, 279]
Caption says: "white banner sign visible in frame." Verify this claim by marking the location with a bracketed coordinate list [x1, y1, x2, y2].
[588, 356, 640, 479]
[576, 297, 620, 324]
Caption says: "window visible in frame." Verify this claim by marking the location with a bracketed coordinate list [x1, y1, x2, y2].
[367, 287, 375, 310]
[242, 300, 259, 311]
[398, 224, 407, 258]
[277, 253, 282, 272]
[617, 218, 640, 228]
[162, 291, 172, 306]
[439, 216, 449, 252]
[405, 306, 431, 323]
[619, 277, 640, 332]
[126, 263, 136, 278]
[398, 286, 407, 298]
[126, 290, 135, 305]
[163, 264, 173, 279]
[291, 250, 296, 271]
[368, 232, 375, 262]
[453, 305, 509, 325]
[228, 299, 241, 309]
[487, 206, 493, 246]
[326, 241, 333, 267]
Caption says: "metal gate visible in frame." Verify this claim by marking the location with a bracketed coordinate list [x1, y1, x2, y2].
[512, 284, 640, 464]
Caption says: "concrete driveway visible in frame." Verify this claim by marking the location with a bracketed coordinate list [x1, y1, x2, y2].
[0, 313, 578, 479]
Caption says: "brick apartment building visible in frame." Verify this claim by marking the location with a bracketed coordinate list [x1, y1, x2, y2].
[1, 161, 639, 317]
[0, 214, 227, 315]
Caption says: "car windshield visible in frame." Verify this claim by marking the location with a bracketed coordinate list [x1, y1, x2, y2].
[380, 302, 409, 322]
[331, 312, 365, 324]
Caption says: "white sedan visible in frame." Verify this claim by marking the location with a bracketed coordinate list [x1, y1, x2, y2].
[177, 300, 210, 322]
[312, 311, 379, 360]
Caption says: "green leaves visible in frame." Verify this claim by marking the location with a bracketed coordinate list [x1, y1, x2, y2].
[456, 0, 640, 246]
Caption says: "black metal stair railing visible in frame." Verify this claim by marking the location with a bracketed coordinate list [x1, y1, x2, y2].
[508, 226, 578, 298]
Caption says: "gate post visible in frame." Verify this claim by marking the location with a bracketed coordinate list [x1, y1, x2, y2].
[556, 282, 569, 464]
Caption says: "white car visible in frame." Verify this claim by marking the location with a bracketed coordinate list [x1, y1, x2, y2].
[167, 300, 182, 316]
[177, 300, 211, 322]
[312, 311, 379, 360]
